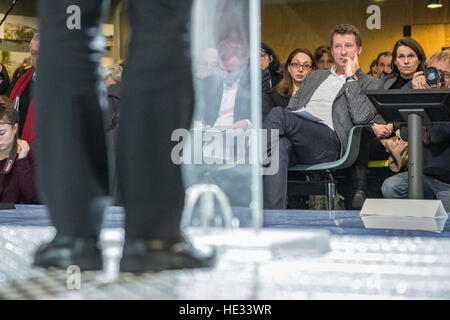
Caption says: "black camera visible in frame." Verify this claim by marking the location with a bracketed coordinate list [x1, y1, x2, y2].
[424, 66, 445, 88]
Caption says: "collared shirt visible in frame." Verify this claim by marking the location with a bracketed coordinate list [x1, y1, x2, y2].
[303, 66, 346, 130]
[213, 79, 240, 128]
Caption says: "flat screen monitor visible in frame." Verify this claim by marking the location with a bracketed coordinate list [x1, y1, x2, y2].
[366, 89, 450, 123]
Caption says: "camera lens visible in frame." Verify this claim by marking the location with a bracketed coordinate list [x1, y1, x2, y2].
[425, 66, 440, 88]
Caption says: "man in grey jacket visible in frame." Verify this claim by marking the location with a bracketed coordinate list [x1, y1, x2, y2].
[263, 24, 383, 209]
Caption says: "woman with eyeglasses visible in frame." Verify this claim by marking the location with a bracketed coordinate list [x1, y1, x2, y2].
[271, 48, 316, 108]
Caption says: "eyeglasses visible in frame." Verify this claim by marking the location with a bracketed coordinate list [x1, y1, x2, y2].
[290, 62, 312, 70]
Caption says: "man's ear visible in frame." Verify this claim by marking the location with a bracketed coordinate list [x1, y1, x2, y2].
[357, 46, 363, 56]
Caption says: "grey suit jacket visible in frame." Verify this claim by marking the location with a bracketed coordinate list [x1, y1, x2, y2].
[286, 69, 383, 156]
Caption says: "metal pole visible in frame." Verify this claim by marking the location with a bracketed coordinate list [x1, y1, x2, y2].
[407, 113, 423, 199]
[249, 0, 263, 230]
[326, 182, 336, 211]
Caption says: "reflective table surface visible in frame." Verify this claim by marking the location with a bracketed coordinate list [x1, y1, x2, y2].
[0, 205, 449, 299]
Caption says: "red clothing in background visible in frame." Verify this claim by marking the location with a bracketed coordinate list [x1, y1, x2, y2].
[9, 67, 36, 143]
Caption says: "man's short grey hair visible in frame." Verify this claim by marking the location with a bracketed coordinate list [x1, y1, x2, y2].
[31, 32, 39, 42]
[426, 50, 450, 68]
[104, 64, 123, 82]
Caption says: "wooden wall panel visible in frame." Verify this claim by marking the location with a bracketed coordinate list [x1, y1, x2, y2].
[411, 24, 450, 57]
[262, 0, 450, 72]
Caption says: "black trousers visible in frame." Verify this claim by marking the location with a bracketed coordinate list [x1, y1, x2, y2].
[262, 107, 340, 209]
[351, 127, 389, 192]
[35, 0, 194, 240]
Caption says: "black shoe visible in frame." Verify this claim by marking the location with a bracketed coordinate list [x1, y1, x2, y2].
[120, 236, 216, 273]
[351, 190, 367, 209]
[33, 235, 103, 271]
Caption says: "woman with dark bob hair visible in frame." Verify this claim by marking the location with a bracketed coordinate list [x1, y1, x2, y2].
[381, 37, 426, 89]
[371, 38, 426, 139]
[261, 42, 283, 88]
[271, 48, 316, 108]
[372, 38, 426, 137]
[351, 38, 426, 209]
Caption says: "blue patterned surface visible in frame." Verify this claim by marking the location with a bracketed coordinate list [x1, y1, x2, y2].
[1, 205, 449, 238]
[1, 205, 450, 299]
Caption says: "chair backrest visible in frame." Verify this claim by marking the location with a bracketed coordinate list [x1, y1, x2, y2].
[288, 125, 369, 172]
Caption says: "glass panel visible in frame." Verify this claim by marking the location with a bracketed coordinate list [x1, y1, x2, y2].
[181, 0, 262, 229]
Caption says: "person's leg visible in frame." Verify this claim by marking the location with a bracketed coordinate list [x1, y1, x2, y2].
[382, 172, 438, 201]
[263, 136, 293, 209]
[350, 128, 386, 209]
[33, 0, 110, 270]
[118, 0, 193, 241]
[428, 178, 450, 212]
[422, 175, 438, 200]
[262, 107, 340, 209]
[350, 162, 368, 208]
[381, 171, 409, 199]
[118, 0, 214, 272]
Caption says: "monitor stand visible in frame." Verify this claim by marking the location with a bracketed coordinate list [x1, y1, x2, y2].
[403, 111, 424, 199]
[362, 89, 450, 220]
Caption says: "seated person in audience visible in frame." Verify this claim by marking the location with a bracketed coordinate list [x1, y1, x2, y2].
[195, 37, 272, 130]
[367, 59, 378, 78]
[350, 38, 426, 209]
[0, 96, 37, 204]
[261, 43, 283, 88]
[196, 37, 251, 130]
[381, 50, 450, 211]
[186, 4, 269, 209]
[185, 31, 272, 207]
[8, 32, 39, 144]
[314, 44, 334, 70]
[103, 65, 122, 204]
[104, 64, 122, 133]
[271, 48, 316, 108]
[375, 51, 393, 78]
[262, 24, 383, 209]
[10, 59, 30, 88]
[381, 38, 425, 89]
[194, 48, 219, 80]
